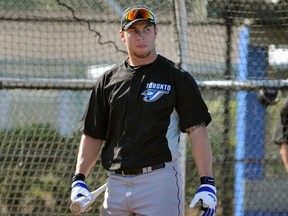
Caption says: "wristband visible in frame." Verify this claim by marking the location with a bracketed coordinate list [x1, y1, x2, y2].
[200, 176, 215, 186]
[72, 173, 86, 182]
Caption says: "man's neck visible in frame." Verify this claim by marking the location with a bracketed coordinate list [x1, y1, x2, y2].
[128, 53, 158, 67]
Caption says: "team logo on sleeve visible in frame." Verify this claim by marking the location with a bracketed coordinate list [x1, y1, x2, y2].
[141, 82, 171, 102]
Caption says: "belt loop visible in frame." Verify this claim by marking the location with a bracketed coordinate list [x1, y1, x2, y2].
[142, 166, 152, 173]
[148, 166, 152, 172]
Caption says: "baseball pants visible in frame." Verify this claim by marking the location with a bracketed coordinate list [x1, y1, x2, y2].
[100, 160, 184, 216]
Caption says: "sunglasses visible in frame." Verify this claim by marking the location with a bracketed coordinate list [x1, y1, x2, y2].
[125, 8, 155, 22]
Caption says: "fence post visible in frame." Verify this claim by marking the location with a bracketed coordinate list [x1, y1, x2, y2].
[174, 0, 189, 210]
[0, 90, 10, 129]
[234, 26, 266, 216]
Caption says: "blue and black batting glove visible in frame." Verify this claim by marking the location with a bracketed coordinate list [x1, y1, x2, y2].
[189, 176, 217, 216]
[70, 173, 93, 202]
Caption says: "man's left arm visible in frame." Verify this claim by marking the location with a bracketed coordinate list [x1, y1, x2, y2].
[187, 123, 212, 176]
[187, 123, 217, 216]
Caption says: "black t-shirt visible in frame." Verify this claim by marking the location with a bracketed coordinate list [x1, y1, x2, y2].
[79, 55, 211, 171]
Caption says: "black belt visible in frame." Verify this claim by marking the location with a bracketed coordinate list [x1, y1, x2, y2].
[114, 163, 165, 176]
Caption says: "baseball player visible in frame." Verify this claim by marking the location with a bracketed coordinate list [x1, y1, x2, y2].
[71, 5, 217, 216]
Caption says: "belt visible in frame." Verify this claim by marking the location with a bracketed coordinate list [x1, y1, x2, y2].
[113, 163, 165, 176]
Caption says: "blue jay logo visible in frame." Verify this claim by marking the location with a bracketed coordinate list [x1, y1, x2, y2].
[141, 82, 171, 102]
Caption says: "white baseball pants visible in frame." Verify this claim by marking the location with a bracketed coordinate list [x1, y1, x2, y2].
[100, 160, 184, 216]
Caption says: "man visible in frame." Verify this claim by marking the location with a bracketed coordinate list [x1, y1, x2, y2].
[71, 5, 217, 216]
[273, 97, 288, 172]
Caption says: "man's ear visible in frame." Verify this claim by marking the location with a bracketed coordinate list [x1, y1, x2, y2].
[120, 31, 126, 42]
[154, 26, 158, 37]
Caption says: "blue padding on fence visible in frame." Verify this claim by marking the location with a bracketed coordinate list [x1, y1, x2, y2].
[234, 26, 267, 216]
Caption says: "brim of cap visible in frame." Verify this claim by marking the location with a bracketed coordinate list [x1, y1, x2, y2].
[122, 18, 156, 30]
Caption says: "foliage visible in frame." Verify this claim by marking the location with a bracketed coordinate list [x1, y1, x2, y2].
[0, 124, 81, 214]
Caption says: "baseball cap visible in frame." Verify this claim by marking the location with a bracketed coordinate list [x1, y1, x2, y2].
[120, 5, 156, 31]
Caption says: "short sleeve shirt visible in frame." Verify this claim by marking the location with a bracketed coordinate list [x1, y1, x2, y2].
[79, 55, 211, 171]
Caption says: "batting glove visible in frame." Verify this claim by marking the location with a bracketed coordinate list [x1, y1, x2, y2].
[71, 180, 93, 202]
[189, 176, 217, 216]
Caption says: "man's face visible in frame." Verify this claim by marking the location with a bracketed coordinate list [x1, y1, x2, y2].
[120, 21, 158, 60]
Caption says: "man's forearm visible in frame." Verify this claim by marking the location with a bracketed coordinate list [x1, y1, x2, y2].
[75, 134, 103, 177]
[187, 125, 213, 177]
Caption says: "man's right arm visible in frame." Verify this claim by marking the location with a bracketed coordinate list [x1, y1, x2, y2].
[75, 134, 103, 177]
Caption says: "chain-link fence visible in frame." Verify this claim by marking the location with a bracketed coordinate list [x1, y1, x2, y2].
[0, 0, 288, 215]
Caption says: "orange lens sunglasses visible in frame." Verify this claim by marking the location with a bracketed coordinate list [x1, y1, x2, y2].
[125, 9, 154, 21]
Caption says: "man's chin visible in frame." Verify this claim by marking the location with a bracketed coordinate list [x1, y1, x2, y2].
[134, 52, 150, 59]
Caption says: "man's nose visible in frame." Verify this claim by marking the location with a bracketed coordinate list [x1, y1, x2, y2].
[136, 31, 145, 39]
